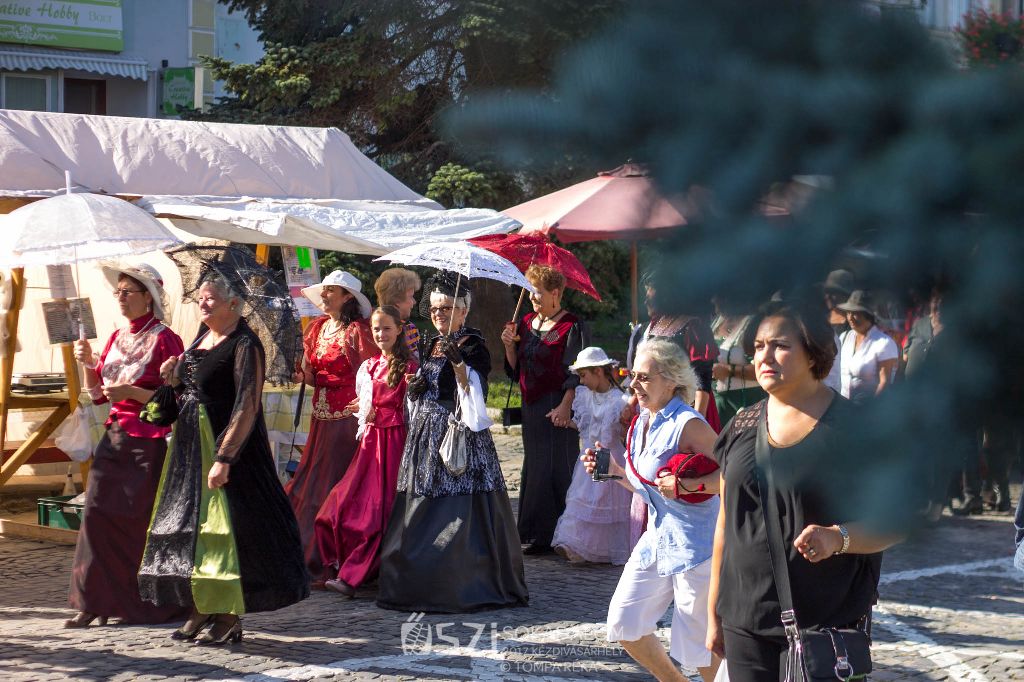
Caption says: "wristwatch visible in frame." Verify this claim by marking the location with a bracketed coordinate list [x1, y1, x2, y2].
[835, 524, 850, 555]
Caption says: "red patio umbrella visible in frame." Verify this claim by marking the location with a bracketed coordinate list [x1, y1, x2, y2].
[468, 233, 600, 300]
[503, 163, 690, 323]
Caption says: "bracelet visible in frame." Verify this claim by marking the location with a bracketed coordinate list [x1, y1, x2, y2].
[82, 359, 98, 371]
[835, 524, 850, 555]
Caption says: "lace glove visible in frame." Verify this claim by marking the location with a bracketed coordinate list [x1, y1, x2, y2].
[406, 373, 428, 401]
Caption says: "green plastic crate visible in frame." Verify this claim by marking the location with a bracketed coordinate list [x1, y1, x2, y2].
[37, 495, 84, 531]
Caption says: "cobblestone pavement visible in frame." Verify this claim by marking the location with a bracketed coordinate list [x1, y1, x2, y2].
[0, 430, 1021, 681]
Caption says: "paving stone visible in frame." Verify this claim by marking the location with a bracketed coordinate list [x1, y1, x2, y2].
[2, 453, 1021, 680]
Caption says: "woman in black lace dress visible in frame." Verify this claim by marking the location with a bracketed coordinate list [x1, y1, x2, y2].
[138, 275, 308, 644]
[376, 274, 528, 613]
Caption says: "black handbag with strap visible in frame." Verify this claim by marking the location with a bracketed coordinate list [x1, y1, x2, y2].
[753, 407, 872, 682]
[138, 384, 180, 427]
[502, 379, 522, 428]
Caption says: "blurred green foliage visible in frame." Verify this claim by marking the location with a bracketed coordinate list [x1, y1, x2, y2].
[450, 0, 1024, 530]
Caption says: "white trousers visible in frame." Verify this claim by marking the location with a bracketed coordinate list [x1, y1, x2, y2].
[606, 552, 712, 669]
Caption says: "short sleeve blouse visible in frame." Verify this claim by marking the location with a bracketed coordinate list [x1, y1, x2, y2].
[839, 326, 898, 402]
[711, 397, 882, 637]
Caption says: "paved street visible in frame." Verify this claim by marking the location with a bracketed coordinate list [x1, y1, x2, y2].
[0, 431, 1021, 681]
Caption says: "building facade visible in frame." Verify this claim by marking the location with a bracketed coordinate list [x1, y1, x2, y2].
[0, 0, 262, 118]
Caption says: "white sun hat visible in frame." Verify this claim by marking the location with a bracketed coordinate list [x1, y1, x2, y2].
[301, 270, 372, 318]
[568, 346, 620, 374]
[101, 261, 171, 324]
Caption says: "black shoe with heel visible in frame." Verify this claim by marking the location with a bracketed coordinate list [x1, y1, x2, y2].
[195, 616, 242, 645]
[171, 614, 214, 641]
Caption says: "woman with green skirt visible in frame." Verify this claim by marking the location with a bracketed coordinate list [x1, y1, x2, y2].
[138, 274, 308, 645]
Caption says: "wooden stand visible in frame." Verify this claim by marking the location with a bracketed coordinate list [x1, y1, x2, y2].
[0, 268, 89, 490]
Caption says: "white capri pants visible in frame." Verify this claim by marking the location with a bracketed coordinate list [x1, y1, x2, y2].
[606, 552, 712, 669]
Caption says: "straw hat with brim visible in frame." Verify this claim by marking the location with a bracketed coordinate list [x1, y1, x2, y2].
[835, 290, 874, 316]
[301, 270, 372, 318]
[101, 262, 171, 324]
[569, 346, 620, 374]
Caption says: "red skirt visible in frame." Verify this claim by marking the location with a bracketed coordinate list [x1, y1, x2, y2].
[285, 415, 359, 576]
[314, 421, 407, 586]
[68, 423, 189, 623]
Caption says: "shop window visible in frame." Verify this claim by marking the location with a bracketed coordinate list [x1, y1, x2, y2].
[64, 78, 106, 115]
[1, 74, 50, 111]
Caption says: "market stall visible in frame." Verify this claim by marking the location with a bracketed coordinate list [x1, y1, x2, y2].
[0, 111, 518, 536]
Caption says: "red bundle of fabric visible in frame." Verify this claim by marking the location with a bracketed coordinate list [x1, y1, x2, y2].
[656, 453, 719, 503]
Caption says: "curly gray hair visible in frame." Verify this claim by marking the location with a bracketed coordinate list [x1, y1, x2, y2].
[635, 338, 699, 403]
[199, 273, 241, 306]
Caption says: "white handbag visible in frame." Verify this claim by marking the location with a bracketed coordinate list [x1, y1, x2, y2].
[439, 391, 469, 476]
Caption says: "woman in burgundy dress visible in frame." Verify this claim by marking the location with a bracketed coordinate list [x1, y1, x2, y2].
[502, 264, 587, 554]
[285, 270, 376, 577]
[66, 263, 187, 627]
[314, 306, 416, 597]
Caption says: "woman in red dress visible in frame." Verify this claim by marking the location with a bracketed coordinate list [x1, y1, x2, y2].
[314, 305, 416, 597]
[67, 263, 187, 627]
[285, 270, 376, 577]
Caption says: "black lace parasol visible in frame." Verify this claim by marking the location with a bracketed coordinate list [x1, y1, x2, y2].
[166, 244, 302, 385]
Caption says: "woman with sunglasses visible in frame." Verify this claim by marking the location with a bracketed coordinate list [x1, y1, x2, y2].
[67, 264, 187, 628]
[583, 338, 721, 681]
[377, 273, 528, 613]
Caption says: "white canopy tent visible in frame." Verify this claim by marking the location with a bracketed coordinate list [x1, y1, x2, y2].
[0, 109, 522, 374]
[0, 110, 519, 252]
[0, 111, 518, 495]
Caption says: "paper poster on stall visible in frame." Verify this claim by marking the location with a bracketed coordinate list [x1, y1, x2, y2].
[281, 246, 323, 319]
[42, 298, 97, 345]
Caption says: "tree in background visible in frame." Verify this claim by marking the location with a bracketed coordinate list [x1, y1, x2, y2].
[194, 0, 630, 371]
[197, 0, 623, 196]
[451, 0, 1024, 528]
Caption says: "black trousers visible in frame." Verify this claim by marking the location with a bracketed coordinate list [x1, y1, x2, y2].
[723, 626, 787, 682]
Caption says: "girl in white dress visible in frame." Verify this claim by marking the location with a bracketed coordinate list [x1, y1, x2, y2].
[552, 347, 633, 565]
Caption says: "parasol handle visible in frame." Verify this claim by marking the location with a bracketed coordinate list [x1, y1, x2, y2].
[448, 272, 462, 337]
[509, 288, 527, 341]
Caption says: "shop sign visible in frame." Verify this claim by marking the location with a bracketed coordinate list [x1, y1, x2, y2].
[161, 67, 197, 116]
[0, 1, 124, 52]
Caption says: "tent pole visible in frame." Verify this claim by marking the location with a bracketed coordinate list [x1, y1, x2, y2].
[254, 244, 271, 266]
[630, 241, 639, 326]
[0, 268, 25, 453]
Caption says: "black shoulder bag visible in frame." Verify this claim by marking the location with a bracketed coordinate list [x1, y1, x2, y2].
[754, 409, 872, 682]
[502, 380, 522, 428]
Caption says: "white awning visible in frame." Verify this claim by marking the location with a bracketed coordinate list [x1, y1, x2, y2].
[0, 46, 148, 81]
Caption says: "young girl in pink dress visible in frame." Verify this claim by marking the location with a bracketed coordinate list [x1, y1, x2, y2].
[314, 306, 417, 597]
[552, 347, 633, 565]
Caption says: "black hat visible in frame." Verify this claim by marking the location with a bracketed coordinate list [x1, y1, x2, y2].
[835, 290, 874, 315]
[423, 271, 471, 298]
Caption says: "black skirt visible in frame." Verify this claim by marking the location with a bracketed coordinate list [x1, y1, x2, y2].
[377, 399, 528, 613]
[516, 391, 579, 547]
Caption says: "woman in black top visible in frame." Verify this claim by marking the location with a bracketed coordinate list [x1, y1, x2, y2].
[140, 275, 309, 645]
[706, 298, 901, 682]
